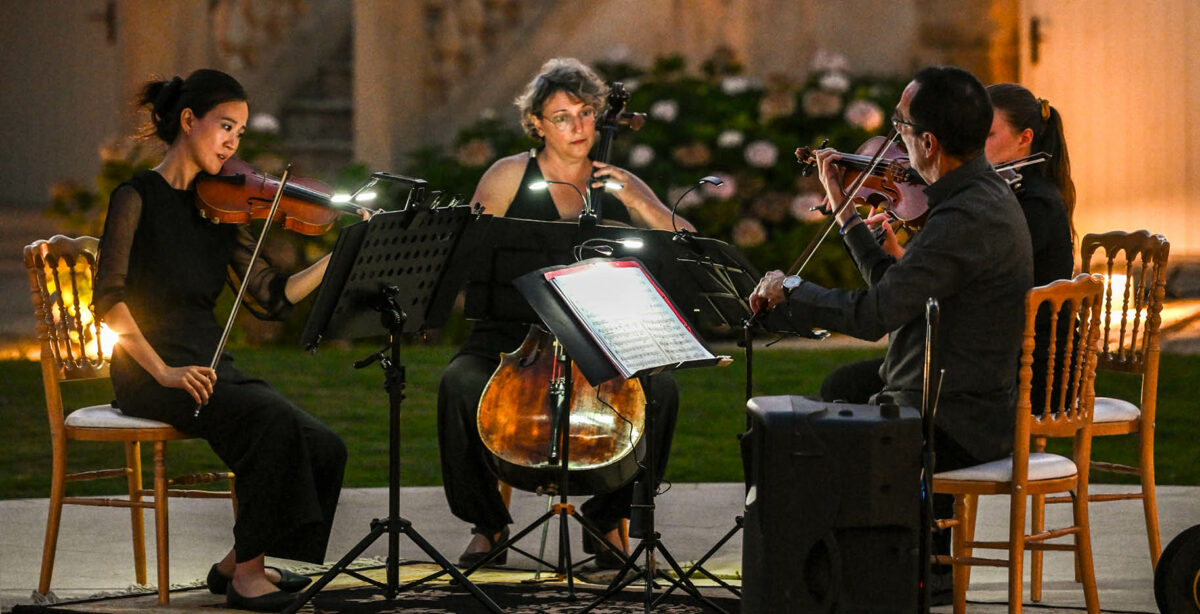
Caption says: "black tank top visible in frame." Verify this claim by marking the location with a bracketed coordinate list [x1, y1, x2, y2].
[457, 151, 631, 360]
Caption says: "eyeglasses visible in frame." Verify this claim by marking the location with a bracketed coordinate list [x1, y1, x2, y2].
[891, 114, 927, 134]
[539, 108, 597, 131]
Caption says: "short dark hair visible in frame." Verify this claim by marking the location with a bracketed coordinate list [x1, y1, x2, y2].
[138, 69, 247, 144]
[909, 66, 991, 159]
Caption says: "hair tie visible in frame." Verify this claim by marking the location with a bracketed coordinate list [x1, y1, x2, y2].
[155, 76, 184, 109]
[1038, 98, 1051, 122]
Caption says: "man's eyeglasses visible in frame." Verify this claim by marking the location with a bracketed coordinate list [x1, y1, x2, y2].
[891, 114, 927, 134]
[540, 108, 597, 132]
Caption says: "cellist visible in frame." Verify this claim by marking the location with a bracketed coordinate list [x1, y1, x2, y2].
[437, 57, 693, 570]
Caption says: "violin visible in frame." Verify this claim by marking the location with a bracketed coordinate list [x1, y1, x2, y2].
[476, 327, 647, 495]
[195, 158, 372, 235]
[191, 158, 372, 418]
[795, 139, 1051, 230]
[795, 136, 927, 225]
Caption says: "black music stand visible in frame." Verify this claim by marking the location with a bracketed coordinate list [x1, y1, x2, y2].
[284, 204, 502, 614]
[451, 219, 664, 596]
[634, 234, 764, 606]
[508, 257, 729, 614]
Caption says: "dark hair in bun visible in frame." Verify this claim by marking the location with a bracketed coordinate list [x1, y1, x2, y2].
[138, 69, 247, 143]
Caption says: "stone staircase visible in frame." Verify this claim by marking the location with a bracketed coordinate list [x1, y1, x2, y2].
[278, 35, 355, 181]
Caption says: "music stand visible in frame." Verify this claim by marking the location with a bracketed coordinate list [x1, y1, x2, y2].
[509, 257, 730, 614]
[450, 219, 667, 595]
[285, 204, 502, 614]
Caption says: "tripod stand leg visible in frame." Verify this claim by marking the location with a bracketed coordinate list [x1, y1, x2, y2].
[534, 496, 553, 581]
[650, 540, 730, 614]
[394, 519, 505, 613]
[657, 515, 743, 600]
[283, 519, 389, 614]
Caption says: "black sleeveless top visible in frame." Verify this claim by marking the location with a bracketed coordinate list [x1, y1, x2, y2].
[457, 152, 630, 360]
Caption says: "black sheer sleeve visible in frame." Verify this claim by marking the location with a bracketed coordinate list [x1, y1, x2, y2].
[94, 185, 142, 319]
[227, 226, 296, 321]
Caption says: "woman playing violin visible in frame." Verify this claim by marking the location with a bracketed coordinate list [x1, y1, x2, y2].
[819, 83, 1076, 413]
[438, 57, 693, 570]
[95, 69, 348, 612]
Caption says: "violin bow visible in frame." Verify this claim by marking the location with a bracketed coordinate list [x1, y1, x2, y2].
[195, 164, 293, 417]
[746, 132, 901, 329]
[785, 130, 902, 277]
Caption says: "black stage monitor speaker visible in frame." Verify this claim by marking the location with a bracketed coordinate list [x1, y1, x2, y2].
[741, 395, 922, 614]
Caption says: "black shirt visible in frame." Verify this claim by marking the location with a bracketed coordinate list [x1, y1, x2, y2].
[776, 154, 1034, 461]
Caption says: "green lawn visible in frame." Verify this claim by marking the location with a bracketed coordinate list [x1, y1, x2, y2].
[2, 344, 1197, 500]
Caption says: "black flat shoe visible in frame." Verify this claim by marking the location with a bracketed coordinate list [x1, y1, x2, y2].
[226, 584, 296, 612]
[457, 525, 509, 567]
[582, 529, 629, 570]
[207, 564, 312, 595]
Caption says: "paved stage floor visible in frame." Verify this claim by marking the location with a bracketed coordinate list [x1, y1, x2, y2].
[2, 482, 1198, 612]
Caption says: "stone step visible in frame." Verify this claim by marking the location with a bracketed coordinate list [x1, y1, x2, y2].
[280, 139, 355, 179]
[313, 61, 353, 99]
[282, 97, 353, 141]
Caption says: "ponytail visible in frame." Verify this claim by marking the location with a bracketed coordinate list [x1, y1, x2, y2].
[137, 69, 247, 144]
[988, 83, 1076, 243]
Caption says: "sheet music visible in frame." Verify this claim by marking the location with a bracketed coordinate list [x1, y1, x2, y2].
[546, 261, 714, 378]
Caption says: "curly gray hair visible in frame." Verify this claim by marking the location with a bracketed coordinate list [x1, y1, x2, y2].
[514, 58, 609, 139]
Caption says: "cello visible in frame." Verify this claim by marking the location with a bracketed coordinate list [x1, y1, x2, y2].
[476, 326, 647, 495]
[475, 82, 650, 496]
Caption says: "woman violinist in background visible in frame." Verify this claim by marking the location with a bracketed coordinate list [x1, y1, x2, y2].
[94, 69, 348, 612]
[438, 57, 694, 570]
[819, 83, 1075, 410]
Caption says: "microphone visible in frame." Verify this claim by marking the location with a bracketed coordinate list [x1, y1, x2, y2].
[671, 175, 723, 240]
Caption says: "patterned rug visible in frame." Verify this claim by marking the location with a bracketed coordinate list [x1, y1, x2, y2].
[307, 582, 740, 613]
[10, 563, 741, 613]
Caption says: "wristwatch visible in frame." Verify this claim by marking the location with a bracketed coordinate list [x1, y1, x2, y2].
[781, 274, 804, 295]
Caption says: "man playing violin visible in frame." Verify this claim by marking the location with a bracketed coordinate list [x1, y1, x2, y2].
[749, 65, 1033, 602]
[437, 57, 693, 571]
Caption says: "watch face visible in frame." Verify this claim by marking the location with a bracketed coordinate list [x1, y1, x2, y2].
[782, 275, 802, 291]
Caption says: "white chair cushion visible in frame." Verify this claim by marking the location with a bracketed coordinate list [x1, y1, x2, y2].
[934, 452, 1077, 482]
[64, 404, 174, 429]
[1093, 396, 1141, 423]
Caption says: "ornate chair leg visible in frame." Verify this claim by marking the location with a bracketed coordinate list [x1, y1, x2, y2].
[37, 448, 67, 597]
[1074, 485, 1100, 613]
[952, 494, 970, 614]
[125, 441, 147, 585]
[1008, 489, 1028, 614]
[153, 442, 170, 604]
[1140, 431, 1161, 567]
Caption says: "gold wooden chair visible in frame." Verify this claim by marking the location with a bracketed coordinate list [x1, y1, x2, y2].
[1031, 231, 1169, 597]
[25, 235, 235, 604]
[932, 273, 1105, 614]
[1072, 230, 1169, 567]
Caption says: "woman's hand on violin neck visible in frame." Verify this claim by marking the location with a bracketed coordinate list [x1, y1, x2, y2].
[157, 365, 217, 405]
[749, 270, 788, 314]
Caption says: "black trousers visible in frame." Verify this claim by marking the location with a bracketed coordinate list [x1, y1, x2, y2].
[437, 352, 678, 535]
[819, 356, 885, 404]
[114, 355, 347, 564]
